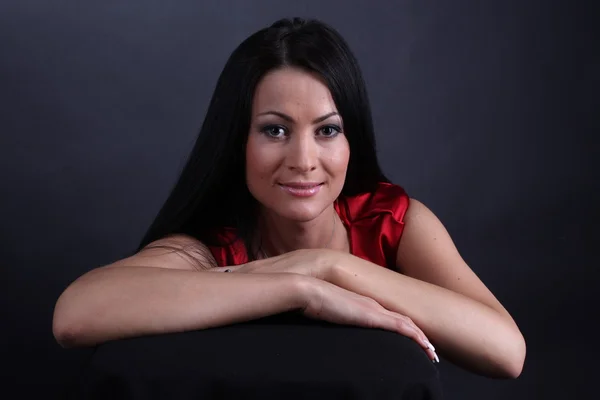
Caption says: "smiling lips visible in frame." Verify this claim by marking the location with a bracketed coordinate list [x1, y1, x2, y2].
[277, 182, 323, 197]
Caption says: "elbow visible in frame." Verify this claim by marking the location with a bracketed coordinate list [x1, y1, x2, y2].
[507, 333, 527, 379]
[496, 330, 527, 379]
[53, 269, 107, 348]
[52, 309, 80, 348]
[506, 361, 524, 380]
[52, 290, 91, 349]
[53, 321, 80, 349]
[53, 311, 103, 349]
[53, 309, 98, 348]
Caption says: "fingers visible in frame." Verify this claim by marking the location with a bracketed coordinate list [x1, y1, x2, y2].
[380, 312, 440, 363]
[359, 296, 439, 363]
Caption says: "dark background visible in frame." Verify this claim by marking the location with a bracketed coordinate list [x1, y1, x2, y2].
[1, 0, 597, 398]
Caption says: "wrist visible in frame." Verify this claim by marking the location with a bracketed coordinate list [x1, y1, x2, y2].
[290, 274, 320, 311]
[318, 248, 340, 282]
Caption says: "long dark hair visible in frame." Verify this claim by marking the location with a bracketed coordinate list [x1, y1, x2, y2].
[136, 17, 390, 261]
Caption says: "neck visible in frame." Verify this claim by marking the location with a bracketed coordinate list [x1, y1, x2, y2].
[256, 205, 346, 258]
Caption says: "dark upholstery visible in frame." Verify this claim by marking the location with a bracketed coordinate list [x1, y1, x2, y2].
[74, 312, 443, 399]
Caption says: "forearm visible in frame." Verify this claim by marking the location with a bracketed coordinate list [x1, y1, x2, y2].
[328, 257, 525, 378]
[53, 266, 307, 348]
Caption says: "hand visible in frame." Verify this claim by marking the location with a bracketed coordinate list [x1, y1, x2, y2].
[302, 277, 440, 363]
[208, 248, 337, 281]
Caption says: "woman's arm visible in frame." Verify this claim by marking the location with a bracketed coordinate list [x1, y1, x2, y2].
[52, 236, 307, 348]
[328, 199, 526, 379]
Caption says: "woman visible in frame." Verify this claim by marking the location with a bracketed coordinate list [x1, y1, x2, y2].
[53, 17, 525, 379]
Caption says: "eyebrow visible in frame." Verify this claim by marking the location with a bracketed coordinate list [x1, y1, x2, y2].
[255, 111, 340, 124]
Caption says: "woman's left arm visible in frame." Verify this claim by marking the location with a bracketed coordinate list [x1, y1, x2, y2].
[328, 198, 526, 379]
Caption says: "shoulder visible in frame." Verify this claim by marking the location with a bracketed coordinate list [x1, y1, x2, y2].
[115, 233, 218, 271]
[395, 197, 458, 268]
[146, 233, 210, 252]
[156, 234, 218, 267]
[402, 197, 433, 222]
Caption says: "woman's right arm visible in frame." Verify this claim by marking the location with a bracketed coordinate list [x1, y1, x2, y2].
[52, 235, 309, 348]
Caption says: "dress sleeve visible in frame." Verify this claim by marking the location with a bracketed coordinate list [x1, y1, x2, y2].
[340, 182, 410, 268]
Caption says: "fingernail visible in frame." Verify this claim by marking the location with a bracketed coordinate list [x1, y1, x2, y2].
[424, 340, 436, 352]
[224, 269, 231, 273]
[433, 352, 440, 363]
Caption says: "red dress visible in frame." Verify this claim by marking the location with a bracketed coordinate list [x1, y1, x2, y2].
[207, 182, 410, 269]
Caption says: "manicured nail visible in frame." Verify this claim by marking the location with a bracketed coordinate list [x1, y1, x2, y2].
[424, 340, 436, 352]
[433, 352, 440, 363]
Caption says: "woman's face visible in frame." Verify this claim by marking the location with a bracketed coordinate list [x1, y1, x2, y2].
[246, 67, 350, 222]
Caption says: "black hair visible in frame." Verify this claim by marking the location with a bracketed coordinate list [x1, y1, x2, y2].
[136, 17, 390, 263]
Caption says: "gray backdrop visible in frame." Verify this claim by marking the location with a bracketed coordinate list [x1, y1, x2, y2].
[1, 0, 596, 399]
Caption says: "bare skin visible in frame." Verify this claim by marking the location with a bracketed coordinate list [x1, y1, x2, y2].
[53, 66, 524, 377]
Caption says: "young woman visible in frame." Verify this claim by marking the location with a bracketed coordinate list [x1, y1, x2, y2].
[53, 17, 525, 379]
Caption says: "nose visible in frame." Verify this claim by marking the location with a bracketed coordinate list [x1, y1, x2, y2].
[285, 132, 318, 173]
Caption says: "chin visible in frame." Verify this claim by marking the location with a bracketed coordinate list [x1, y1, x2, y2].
[272, 203, 325, 222]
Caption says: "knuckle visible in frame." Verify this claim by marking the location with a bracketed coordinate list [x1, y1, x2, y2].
[400, 319, 416, 331]
[367, 298, 379, 307]
[365, 313, 378, 329]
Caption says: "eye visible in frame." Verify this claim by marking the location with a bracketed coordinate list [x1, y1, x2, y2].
[318, 125, 342, 138]
[260, 125, 287, 138]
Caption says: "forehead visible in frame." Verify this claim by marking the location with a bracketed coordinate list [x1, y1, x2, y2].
[252, 67, 337, 114]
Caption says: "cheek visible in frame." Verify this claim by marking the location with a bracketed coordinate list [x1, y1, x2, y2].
[328, 140, 350, 173]
[245, 137, 274, 186]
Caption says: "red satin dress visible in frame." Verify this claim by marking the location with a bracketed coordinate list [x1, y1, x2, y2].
[208, 182, 410, 269]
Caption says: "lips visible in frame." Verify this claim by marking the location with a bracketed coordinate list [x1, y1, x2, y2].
[278, 182, 323, 189]
[277, 182, 323, 197]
